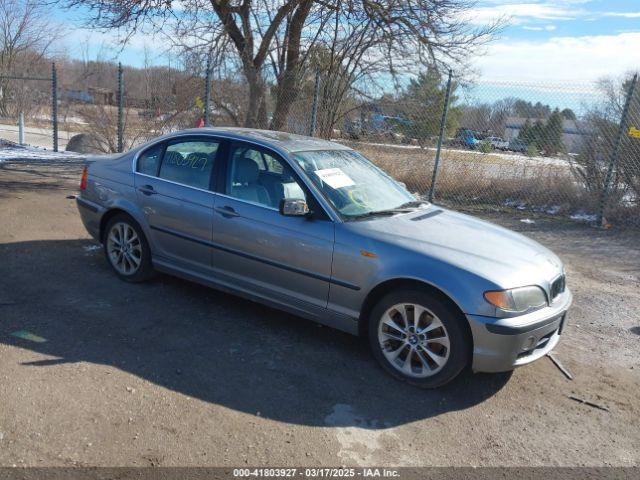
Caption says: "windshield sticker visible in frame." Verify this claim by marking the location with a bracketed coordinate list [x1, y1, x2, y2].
[314, 168, 355, 189]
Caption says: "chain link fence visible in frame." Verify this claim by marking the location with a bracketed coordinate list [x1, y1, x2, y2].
[294, 71, 639, 229]
[3, 61, 639, 228]
[330, 78, 603, 225]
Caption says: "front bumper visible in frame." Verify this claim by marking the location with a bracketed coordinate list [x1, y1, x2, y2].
[467, 288, 573, 373]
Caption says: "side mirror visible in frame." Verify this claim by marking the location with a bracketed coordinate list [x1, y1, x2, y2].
[279, 198, 310, 217]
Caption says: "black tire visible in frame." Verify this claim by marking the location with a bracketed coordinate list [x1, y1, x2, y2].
[368, 288, 471, 388]
[102, 213, 155, 283]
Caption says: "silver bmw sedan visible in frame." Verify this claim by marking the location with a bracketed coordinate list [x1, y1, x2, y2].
[76, 127, 572, 388]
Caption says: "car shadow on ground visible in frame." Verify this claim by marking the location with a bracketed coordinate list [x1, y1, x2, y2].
[0, 239, 512, 429]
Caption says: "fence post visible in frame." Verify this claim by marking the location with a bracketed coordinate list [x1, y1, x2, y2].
[597, 73, 637, 227]
[428, 69, 453, 203]
[18, 112, 25, 145]
[117, 62, 124, 153]
[309, 69, 321, 137]
[51, 63, 58, 152]
[204, 55, 211, 126]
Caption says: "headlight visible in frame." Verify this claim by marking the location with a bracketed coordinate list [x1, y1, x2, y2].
[484, 286, 547, 313]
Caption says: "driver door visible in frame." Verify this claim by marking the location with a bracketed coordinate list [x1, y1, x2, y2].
[211, 142, 335, 316]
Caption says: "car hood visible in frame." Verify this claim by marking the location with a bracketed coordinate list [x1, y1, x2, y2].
[348, 206, 563, 289]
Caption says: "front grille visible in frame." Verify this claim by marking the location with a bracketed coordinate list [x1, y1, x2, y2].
[550, 275, 566, 300]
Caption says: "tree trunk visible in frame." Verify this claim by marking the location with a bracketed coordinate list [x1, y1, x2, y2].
[243, 69, 268, 128]
[268, 0, 312, 132]
[0, 73, 12, 117]
[269, 70, 298, 131]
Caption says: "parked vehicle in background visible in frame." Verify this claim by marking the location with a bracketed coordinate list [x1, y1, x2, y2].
[369, 114, 413, 134]
[508, 138, 529, 153]
[451, 128, 481, 149]
[76, 127, 571, 388]
[486, 136, 509, 150]
[343, 119, 363, 139]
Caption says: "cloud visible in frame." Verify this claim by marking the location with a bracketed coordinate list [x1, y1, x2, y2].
[473, 32, 640, 82]
[522, 25, 557, 31]
[464, 2, 588, 25]
[604, 12, 640, 18]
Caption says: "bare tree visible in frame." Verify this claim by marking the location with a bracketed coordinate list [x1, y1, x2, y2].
[0, 0, 61, 117]
[571, 73, 640, 212]
[61, 0, 500, 129]
[304, 6, 395, 138]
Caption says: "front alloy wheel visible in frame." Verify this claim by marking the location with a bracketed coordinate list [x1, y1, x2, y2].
[377, 303, 451, 378]
[368, 289, 470, 388]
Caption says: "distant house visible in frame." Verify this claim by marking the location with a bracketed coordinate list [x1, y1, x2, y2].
[87, 87, 115, 105]
[60, 86, 115, 105]
[504, 117, 593, 154]
[60, 88, 94, 104]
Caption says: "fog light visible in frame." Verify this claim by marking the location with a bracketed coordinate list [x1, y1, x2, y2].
[521, 336, 536, 351]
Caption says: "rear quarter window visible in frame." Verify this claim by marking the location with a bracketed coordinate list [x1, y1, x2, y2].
[137, 144, 163, 176]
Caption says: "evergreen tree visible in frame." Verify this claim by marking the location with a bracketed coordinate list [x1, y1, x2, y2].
[531, 120, 546, 147]
[398, 70, 460, 143]
[518, 118, 536, 145]
[517, 112, 565, 155]
[542, 109, 565, 154]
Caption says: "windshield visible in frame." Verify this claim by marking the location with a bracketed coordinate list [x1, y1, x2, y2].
[292, 149, 418, 218]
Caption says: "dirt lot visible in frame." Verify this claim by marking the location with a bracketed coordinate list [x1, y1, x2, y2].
[0, 157, 639, 467]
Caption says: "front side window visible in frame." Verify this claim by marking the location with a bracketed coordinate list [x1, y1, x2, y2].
[226, 145, 305, 208]
[292, 149, 416, 218]
[158, 140, 219, 190]
[136, 144, 163, 176]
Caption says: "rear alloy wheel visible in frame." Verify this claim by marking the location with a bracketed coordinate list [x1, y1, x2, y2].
[107, 222, 142, 276]
[103, 214, 154, 282]
[368, 289, 470, 388]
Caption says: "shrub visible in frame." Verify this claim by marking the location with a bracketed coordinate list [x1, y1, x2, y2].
[526, 144, 539, 157]
[477, 141, 493, 154]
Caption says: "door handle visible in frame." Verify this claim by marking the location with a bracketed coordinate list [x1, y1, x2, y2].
[138, 185, 157, 196]
[215, 205, 239, 218]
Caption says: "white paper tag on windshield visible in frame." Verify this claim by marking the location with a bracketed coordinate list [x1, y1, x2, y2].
[314, 168, 355, 189]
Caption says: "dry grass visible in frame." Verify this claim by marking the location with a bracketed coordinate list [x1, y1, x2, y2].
[348, 141, 610, 219]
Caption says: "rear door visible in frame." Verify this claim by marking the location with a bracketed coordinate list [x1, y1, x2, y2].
[210, 142, 335, 315]
[134, 136, 221, 275]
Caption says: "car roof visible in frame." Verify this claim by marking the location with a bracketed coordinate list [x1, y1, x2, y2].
[162, 127, 352, 154]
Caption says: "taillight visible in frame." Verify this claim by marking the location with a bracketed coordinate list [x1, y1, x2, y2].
[80, 166, 88, 190]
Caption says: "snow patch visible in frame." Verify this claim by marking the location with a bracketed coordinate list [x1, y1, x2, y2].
[0, 140, 83, 162]
[504, 199, 528, 210]
[570, 212, 598, 223]
[545, 205, 561, 215]
[341, 140, 571, 167]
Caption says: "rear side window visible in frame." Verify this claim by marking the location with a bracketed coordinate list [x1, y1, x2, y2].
[158, 140, 219, 190]
[137, 144, 163, 176]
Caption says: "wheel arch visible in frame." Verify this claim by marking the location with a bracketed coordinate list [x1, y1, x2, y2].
[358, 278, 472, 347]
[99, 208, 137, 242]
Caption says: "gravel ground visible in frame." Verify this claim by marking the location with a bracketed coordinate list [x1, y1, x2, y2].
[0, 158, 638, 467]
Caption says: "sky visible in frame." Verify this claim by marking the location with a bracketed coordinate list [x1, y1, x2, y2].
[54, 0, 640, 111]
[465, 0, 640, 82]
